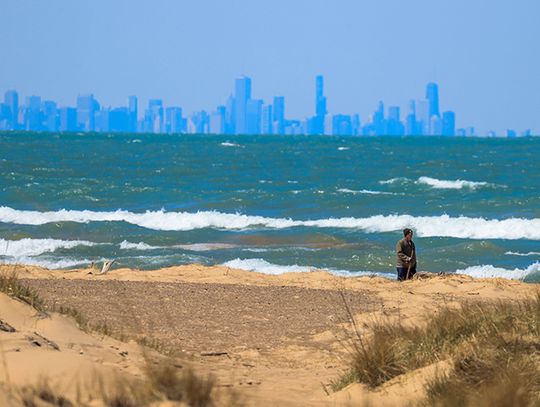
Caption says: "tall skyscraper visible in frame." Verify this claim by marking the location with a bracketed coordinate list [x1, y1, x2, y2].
[373, 101, 385, 135]
[128, 96, 138, 133]
[4, 90, 18, 129]
[209, 106, 225, 134]
[312, 75, 327, 134]
[442, 111, 455, 136]
[234, 76, 251, 134]
[165, 107, 183, 134]
[426, 82, 440, 118]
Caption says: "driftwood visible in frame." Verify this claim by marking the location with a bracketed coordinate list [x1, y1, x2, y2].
[99, 260, 115, 275]
[0, 319, 15, 332]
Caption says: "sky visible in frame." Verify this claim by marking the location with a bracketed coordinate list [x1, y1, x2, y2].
[1, 0, 539, 134]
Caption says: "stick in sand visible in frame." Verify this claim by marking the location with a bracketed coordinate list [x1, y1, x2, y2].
[406, 249, 415, 280]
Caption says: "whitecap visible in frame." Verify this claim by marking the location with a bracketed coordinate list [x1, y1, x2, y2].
[119, 240, 161, 251]
[505, 251, 540, 257]
[416, 176, 492, 190]
[2, 206, 540, 240]
[0, 256, 96, 269]
[0, 238, 97, 257]
[379, 177, 409, 185]
[338, 147, 350, 151]
[337, 188, 399, 196]
[220, 142, 240, 147]
[456, 262, 540, 280]
[222, 258, 393, 278]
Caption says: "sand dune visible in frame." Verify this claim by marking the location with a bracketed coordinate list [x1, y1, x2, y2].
[0, 263, 537, 406]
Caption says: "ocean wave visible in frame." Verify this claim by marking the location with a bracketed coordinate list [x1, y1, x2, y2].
[456, 262, 540, 280]
[222, 258, 392, 278]
[222, 258, 313, 275]
[2, 206, 540, 240]
[0, 238, 97, 257]
[337, 188, 400, 196]
[379, 177, 408, 185]
[338, 147, 350, 151]
[416, 176, 491, 190]
[0, 256, 94, 269]
[505, 251, 540, 257]
[220, 142, 240, 147]
[119, 240, 161, 251]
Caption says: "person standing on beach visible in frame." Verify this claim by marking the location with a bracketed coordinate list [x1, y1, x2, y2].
[396, 228, 416, 281]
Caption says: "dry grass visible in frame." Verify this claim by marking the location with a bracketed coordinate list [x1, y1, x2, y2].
[19, 378, 73, 407]
[145, 356, 216, 406]
[336, 293, 540, 406]
[0, 270, 44, 311]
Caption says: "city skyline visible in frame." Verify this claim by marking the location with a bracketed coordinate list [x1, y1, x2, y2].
[1, 1, 539, 135]
[0, 76, 534, 137]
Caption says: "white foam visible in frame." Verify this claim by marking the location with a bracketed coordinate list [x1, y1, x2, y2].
[119, 240, 161, 251]
[222, 258, 313, 275]
[220, 142, 240, 147]
[505, 251, 540, 257]
[2, 206, 540, 240]
[337, 188, 399, 196]
[416, 176, 491, 190]
[222, 258, 393, 278]
[379, 177, 408, 185]
[0, 238, 97, 257]
[456, 262, 540, 280]
[0, 256, 94, 269]
[338, 147, 350, 151]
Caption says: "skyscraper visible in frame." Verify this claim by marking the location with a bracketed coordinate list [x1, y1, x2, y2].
[426, 82, 440, 118]
[234, 76, 251, 134]
[77, 94, 98, 131]
[416, 99, 430, 135]
[312, 75, 327, 134]
[273, 96, 285, 135]
[128, 96, 138, 133]
[246, 99, 263, 134]
[442, 111, 455, 136]
[261, 104, 273, 135]
[59, 107, 77, 132]
[24, 96, 42, 130]
[4, 90, 18, 129]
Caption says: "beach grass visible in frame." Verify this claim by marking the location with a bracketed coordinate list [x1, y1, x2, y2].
[336, 293, 540, 405]
[0, 268, 45, 311]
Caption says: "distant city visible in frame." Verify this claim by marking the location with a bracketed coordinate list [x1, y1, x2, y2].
[0, 77, 535, 137]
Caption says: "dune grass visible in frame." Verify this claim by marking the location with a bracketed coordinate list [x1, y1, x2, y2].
[0, 269, 45, 311]
[335, 293, 540, 405]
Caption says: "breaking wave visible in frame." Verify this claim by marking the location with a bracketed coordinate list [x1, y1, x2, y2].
[221, 258, 390, 278]
[1, 206, 540, 240]
[505, 251, 540, 257]
[416, 176, 492, 190]
[0, 238, 97, 257]
[337, 188, 400, 196]
[456, 262, 540, 280]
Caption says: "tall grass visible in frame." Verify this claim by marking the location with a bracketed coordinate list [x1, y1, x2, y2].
[0, 270, 44, 311]
[336, 294, 540, 405]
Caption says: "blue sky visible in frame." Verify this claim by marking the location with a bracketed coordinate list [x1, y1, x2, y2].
[1, 0, 539, 134]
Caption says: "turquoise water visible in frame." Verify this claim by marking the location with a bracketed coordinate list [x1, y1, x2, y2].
[1, 132, 539, 281]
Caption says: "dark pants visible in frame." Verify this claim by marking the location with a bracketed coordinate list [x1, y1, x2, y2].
[397, 266, 416, 281]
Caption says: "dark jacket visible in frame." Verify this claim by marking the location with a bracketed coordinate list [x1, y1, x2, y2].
[396, 238, 416, 268]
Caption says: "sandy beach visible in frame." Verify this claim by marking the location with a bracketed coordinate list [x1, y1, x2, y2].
[0, 263, 538, 406]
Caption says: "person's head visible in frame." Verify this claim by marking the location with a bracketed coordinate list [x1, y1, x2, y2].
[403, 228, 413, 241]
